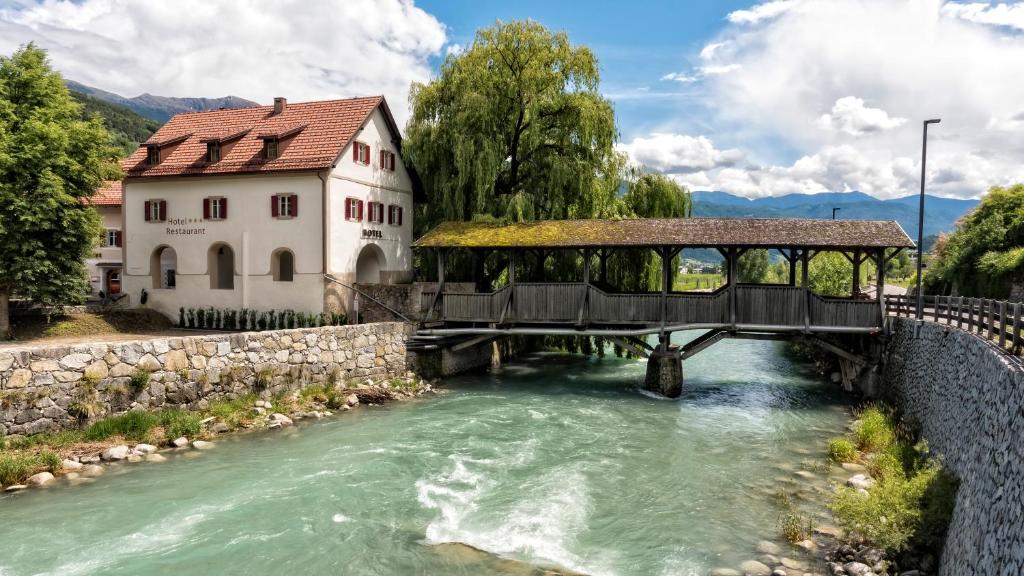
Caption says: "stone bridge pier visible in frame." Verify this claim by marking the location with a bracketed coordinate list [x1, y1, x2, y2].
[644, 336, 682, 398]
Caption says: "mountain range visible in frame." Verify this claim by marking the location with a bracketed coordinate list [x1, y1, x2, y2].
[66, 80, 258, 123]
[692, 190, 977, 241]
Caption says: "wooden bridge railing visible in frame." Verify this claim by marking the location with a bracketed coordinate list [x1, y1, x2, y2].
[425, 282, 882, 332]
[885, 294, 1024, 355]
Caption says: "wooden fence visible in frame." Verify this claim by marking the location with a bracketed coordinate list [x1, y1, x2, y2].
[885, 294, 1024, 354]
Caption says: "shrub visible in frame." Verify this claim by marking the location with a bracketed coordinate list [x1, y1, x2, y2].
[779, 511, 814, 543]
[159, 408, 203, 439]
[206, 394, 258, 428]
[827, 437, 858, 462]
[255, 367, 275, 390]
[855, 407, 894, 452]
[39, 450, 62, 473]
[867, 451, 904, 480]
[179, 307, 186, 328]
[84, 411, 159, 441]
[129, 368, 151, 392]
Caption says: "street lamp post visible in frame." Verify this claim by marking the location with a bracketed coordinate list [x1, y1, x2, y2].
[916, 119, 941, 321]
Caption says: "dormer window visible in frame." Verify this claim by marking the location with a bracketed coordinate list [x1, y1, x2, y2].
[146, 146, 160, 165]
[206, 142, 221, 163]
[263, 138, 279, 160]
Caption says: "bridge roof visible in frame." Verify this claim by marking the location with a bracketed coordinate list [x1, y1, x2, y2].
[414, 218, 915, 250]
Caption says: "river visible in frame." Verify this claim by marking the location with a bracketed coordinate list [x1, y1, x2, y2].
[0, 335, 850, 576]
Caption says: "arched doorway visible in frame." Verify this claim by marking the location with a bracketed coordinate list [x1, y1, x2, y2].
[105, 269, 122, 294]
[208, 243, 235, 290]
[272, 248, 295, 282]
[355, 244, 385, 284]
[151, 246, 177, 289]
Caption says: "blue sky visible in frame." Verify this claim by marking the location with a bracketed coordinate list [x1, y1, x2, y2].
[1, 0, 1023, 199]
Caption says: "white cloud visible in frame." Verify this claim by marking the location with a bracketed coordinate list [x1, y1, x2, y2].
[661, 71, 699, 83]
[727, 0, 802, 24]
[0, 0, 447, 126]
[943, 2, 1024, 30]
[617, 133, 744, 174]
[817, 96, 907, 136]
[649, 0, 1024, 199]
[446, 43, 464, 56]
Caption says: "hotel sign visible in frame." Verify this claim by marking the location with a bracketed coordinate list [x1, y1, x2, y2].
[165, 217, 207, 236]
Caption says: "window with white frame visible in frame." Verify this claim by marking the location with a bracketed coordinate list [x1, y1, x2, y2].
[144, 199, 166, 222]
[352, 141, 370, 165]
[345, 197, 363, 221]
[379, 150, 396, 172]
[105, 229, 121, 247]
[388, 204, 403, 226]
[205, 197, 227, 220]
[272, 193, 298, 218]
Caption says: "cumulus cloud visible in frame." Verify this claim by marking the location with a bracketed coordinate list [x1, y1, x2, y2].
[817, 96, 907, 136]
[0, 0, 447, 125]
[943, 1, 1024, 30]
[642, 0, 1024, 199]
[617, 133, 744, 174]
[661, 72, 699, 83]
[726, 0, 802, 24]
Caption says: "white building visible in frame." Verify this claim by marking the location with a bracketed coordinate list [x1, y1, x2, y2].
[120, 96, 420, 319]
[85, 180, 123, 298]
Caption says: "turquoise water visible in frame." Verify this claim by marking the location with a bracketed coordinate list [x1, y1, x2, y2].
[0, 336, 848, 576]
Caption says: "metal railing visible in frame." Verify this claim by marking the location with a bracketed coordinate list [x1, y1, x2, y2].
[885, 294, 1024, 354]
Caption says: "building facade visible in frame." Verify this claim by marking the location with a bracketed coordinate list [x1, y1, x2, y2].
[86, 180, 123, 298]
[121, 96, 419, 320]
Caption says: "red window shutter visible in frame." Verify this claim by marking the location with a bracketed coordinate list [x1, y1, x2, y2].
[159, 200, 167, 221]
[387, 205, 393, 225]
[203, 198, 211, 219]
[290, 194, 298, 217]
[144, 200, 151, 222]
[378, 203, 384, 223]
[271, 195, 279, 217]
[358, 200, 364, 221]
[221, 198, 228, 219]
[379, 150, 384, 168]
[345, 198, 351, 220]
[390, 153, 395, 171]
[115, 231, 123, 247]
[353, 143, 359, 162]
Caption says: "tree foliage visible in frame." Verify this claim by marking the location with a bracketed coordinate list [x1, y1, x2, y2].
[737, 249, 770, 284]
[808, 252, 855, 296]
[405, 20, 617, 230]
[0, 44, 120, 336]
[925, 183, 1024, 297]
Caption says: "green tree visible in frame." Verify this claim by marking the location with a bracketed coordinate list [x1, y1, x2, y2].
[405, 19, 617, 230]
[925, 183, 1024, 297]
[737, 249, 770, 284]
[808, 252, 854, 296]
[0, 44, 118, 337]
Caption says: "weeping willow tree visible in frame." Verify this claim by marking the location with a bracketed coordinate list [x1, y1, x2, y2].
[405, 19, 618, 231]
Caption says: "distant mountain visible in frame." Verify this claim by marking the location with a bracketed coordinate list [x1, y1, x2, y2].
[691, 190, 977, 241]
[66, 80, 258, 122]
[70, 90, 161, 156]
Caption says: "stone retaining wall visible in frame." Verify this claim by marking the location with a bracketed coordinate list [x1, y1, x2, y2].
[881, 318, 1024, 575]
[0, 322, 409, 437]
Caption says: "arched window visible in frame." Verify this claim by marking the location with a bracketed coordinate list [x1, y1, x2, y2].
[208, 243, 235, 290]
[355, 244, 386, 284]
[150, 246, 177, 289]
[272, 249, 294, 282]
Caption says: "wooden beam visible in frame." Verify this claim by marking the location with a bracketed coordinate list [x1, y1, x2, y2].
[451, 334, 498, 352]
[852, 248, 861, 296]
[608, 336, 651, 358]
[801, 249, 810, 332]
[804, 335, 867, 366]
[728, 247, 738, 328]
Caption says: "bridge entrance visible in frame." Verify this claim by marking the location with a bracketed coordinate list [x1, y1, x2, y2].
[412, 217, 914, 397]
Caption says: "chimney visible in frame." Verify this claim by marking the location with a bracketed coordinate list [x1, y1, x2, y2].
[273, 97, 287, 115]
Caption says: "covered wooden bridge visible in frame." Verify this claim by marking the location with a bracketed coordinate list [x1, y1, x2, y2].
[412, 217, 914, 396]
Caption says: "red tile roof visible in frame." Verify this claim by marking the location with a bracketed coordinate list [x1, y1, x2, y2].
[122, 96, 388, 178]
[87, 180, 122, 206]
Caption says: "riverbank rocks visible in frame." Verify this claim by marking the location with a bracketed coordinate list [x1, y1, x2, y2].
[26, 472, 55, 487]
[101, 445, 130, 461]
[756, 541, 783, 555]
[710, 569, 741, 576]
[4, 484, 27, 492]
[133, 444, 158, 455]
[146, 453, 167, 463]
[61, 459, 83, 471]
[171, 437, 189, 448]
[845, 474, 875, 490]
[345, 393, 359, 407]
[191, 440, 215, 450]
[210, 422, 229, 434]
[268, 413, 293, 427]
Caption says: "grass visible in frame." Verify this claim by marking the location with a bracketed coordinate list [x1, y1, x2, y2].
[827, 404, 959, 554]
[129, 368, 151, 392]
[0, 449, 62, 485]
[7, 309, 173, 342]
[672, 272, 723, 291]
[206, 394, 260, 428]
[779, 511, 815, 543]
[827, 437, 858, 463]
[84, 411, 159, 442]
[2, 430, 86, 450]
[158, 408, 203, 439]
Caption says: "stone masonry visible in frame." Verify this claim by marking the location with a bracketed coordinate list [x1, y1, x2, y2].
[881, 318, 1024, 576]
[0, 322, 409, 437]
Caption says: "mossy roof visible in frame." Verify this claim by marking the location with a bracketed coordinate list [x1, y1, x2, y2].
[414, 218, 915, 250]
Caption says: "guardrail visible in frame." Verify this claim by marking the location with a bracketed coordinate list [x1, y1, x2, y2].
[885, 294, 1023, 354]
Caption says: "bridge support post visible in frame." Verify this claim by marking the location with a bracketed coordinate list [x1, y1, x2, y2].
[644, 337, 683, 398]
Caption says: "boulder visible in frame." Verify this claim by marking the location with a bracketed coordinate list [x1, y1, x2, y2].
[780, 557, 807, 570]
[164, 349, 189, 371]
[843, 562, 872, 576]
[191, 440, 215, 450]
[79, 454, 101, 464]
[4, 484, 27, 492]
[80, 464, 105, 477]
[127, 454, 143, 463]
[211, 422, 230, 434]
[771, 570, 787, 576]
[61, 459, 83, 471]
[795, 539, 817, 552]
[26, 472, 55, 487]
[738, 560, 772, 575]
[133, 443, 158, 455]
[345, 393, 359, 407]
[171, 437, 190, 448]
[101, 445, 131, 461]
[710, 569, 742, 576]
[846, 474, 875, 490]
[146, 453, 168, 463]
[268, 413, 293, 427]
